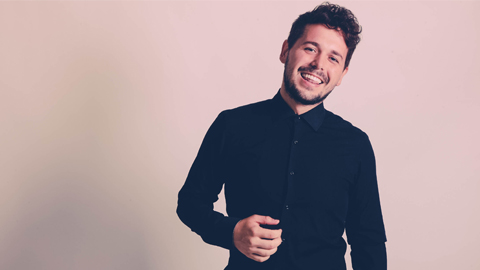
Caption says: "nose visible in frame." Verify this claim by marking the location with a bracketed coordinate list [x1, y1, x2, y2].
[310, 54, 325, 70]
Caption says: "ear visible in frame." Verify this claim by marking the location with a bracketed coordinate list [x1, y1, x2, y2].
[335, 66, 349, 86]
[279, 40, 289, 64]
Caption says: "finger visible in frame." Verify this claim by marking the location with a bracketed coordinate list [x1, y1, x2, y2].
[268, 236, 283, 247]
[257, 215, 280, 226]
[252, 246, 278, 257]
[251, 254, 270, 263]
[256, 227, 282, 239]
[250, 215, 279, 225]
[255, 237, 282, 250]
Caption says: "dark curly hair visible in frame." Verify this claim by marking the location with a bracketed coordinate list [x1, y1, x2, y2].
[287, 2, 362, 69]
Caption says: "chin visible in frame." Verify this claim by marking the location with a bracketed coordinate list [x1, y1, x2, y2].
[290, 89, 325, 106]
[284, 69, 330, 105]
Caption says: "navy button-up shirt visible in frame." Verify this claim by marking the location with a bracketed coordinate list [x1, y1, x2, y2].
[177, 92, 387, 270]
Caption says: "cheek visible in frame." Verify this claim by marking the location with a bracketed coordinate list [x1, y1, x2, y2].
[286, 62, 298, 76]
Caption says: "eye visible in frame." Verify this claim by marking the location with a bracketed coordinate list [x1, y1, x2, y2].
[304, 47, 316, 53]
[330, 56, 339, 63]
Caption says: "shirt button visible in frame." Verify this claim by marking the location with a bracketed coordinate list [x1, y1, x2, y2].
[289, 171, 294, 175]
[293, 140, 298, 144]
[285, 205, 289, 210]
[282, 238, 286, 242]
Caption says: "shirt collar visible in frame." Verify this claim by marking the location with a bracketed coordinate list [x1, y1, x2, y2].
[271, 91, 326, 132]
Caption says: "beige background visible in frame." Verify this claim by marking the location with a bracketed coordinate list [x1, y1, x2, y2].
[1, 1, 479, 269]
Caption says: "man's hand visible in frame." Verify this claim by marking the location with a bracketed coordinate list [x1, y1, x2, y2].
[233, 215, 282, 263]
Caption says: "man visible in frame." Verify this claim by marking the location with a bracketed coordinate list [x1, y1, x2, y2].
[177, 2, 387, 270]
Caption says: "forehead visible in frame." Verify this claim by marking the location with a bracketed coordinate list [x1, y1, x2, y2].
[298, 24, 348, 54]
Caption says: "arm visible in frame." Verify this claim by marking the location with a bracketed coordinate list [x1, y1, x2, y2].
[177, 112, 283, 260]
[346, 134, 387, 270]
[177, 112, 240, 249]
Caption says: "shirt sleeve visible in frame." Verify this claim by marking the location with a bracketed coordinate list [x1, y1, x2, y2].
[177, 111, 241, 250]
[346, 134, 387, 270]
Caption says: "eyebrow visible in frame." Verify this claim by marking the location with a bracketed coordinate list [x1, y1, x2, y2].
[302, 41, 344, 60]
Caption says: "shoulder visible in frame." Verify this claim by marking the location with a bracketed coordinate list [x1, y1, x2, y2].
[323, 110, 376, 165]
[323, 110, 370, 144]
[211, 98, 279, 144]
[217, 98, 274, 127]
[220, 98, 272, 118]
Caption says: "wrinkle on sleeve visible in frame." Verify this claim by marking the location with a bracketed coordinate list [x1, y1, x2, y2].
[346, 133, 387, 270]
[177, 111, 240, 250]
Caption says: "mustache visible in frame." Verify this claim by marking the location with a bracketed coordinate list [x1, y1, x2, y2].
[298, 66, 329, 84]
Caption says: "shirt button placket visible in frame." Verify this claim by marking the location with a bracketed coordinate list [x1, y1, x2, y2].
[282, 115, 301, 241]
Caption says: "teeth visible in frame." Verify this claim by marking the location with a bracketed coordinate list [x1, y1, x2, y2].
[302, 73, 323, 84]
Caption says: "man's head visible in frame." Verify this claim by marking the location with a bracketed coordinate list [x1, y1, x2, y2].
[287, 2, 362, 69]
[280, 2, 362, 107]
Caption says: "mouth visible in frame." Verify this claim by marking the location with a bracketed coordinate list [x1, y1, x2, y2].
[301, 72, 324, 85]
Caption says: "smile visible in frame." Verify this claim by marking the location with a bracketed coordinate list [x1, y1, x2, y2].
[301, 73, 323, 85]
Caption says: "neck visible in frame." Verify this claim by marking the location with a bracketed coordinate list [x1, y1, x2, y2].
[279, 86, 322, 115]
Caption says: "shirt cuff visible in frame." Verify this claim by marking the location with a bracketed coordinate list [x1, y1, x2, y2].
[209, 216, 241, 250]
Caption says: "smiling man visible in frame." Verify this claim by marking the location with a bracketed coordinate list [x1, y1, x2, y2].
[177, 3, 387, 270]
[280, 23, 349, 114]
